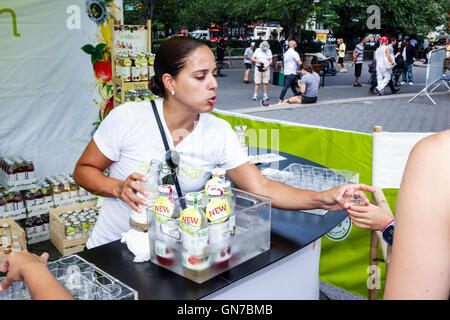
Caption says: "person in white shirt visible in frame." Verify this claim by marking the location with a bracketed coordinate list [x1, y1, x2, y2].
[251, 41, 273, 101]
[73, 37, 375, 249]
[374, 36, 395, 96]
[278, 40, 302, 103]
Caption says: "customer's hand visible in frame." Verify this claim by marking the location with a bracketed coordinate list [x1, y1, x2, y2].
[118, 172, 151, 212]
[320, 183, 375, 212]
[0, 251, 49, 291]
[348, 203, 394, 231]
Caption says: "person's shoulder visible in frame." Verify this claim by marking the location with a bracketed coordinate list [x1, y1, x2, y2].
[414, 130, 450, 154]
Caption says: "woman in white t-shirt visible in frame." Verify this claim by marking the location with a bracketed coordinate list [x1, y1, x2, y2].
[73, 37, 375, 249]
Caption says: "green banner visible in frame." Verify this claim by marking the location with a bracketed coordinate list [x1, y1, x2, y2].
[213, 110, 390, 299]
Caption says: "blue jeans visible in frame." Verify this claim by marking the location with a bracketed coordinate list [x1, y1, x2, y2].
[279, 74, 300, 100]
[402, 62, 413, 82]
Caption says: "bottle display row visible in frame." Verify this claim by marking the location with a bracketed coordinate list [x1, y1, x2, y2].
[0, 173, 93, 218]
[0, 154, 36, 184]
[114, 52, 155, 82]
[114, 88, 155, 104]
[18, 214, 49, 241]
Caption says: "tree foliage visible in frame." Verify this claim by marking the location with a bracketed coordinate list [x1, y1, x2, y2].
[123, 0, 448, 41]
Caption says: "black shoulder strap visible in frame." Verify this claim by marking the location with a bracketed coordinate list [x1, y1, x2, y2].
[151, 100, 170, 151]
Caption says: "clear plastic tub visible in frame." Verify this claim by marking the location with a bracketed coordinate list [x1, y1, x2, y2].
[148, 188, 272, 283]
[0, 255, 138, 300]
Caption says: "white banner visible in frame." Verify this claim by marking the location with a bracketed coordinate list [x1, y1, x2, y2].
[0, 0, 122, 179]
[372, 131, 433, 188]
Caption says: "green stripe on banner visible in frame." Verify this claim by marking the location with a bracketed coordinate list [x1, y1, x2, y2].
[213, 110, 391, 299]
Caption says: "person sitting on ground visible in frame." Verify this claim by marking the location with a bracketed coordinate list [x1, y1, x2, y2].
[0, 251, 74, 300]
[275, 64, 319, 105]
[315, 49, 337, 75]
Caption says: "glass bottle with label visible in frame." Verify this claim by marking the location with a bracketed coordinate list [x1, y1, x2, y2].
[69, 178, 78, 199]
[139, 52, 149, 80]
[65, 222, 75, 240]
[123, 55, 132, 82]
[153, 184, 176, 266]
[131, 54, 141, 82]
[25, 218, 34, 240]
[215, 180, 235, 236]
[72, 220, 82, 239]
[180, 192, 211, 281]
[129, 159, 162, 231]
[11, 234, 22, 252]
[2, 223, 12, 254]
[42, 213, 49, 233]
[205, 187, 232, 268]
[34, 215, 44, 234]
[0, 192, 6, 214]
[204, 168, 226, 198]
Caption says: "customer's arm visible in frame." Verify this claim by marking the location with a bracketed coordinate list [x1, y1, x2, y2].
[384, 130, 450, 300]
[0, 251, 74, 300]
[73, 139, 149, 212]
[227, 161, 375, 211]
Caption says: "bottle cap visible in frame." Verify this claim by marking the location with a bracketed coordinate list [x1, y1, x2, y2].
[186, 192, 203, 202]
[211, 168, 226, 177]
[216, 180, 231, 188]
[207, 187, 223, 196]
[159, 185, 174, 194]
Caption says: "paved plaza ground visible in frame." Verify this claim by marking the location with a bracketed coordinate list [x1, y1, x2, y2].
[26, 60, 449, 300]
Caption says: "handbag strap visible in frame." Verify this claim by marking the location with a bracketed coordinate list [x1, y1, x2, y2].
[150, 100, 184, 202]
[151, 100, 170, 152]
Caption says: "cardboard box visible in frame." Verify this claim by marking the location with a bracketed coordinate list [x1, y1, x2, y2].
[49, 200, 97, 256]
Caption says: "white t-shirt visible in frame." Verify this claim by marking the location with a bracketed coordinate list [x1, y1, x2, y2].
[283, 48, 301, 75]
[86, 99, 249, 248]
[253, 48, 272, 67]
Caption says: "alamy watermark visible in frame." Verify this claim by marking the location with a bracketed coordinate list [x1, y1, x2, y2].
[366, 5, 381, 30]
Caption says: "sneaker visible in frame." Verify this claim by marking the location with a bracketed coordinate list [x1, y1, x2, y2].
[263, 94, 269, 100]
[408, 82, 413, 86]
[368, 90, 376, 95]
[391, 88, 400, 94]
[353, 83, 362, 87]
[252, 93, 257, 101]
[278, 99, 283, 103]
[374, 88, 383, 96]
[400, 81, 406, 85]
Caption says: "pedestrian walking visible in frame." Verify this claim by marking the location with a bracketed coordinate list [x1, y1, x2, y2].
[336, 38, 347, 72]
[278, 40, 302, 103]
[352, 37, 367, 87]
[243, 42, 255, 83]
[251, 41, 273, 101]
[216, 37, 226, 77]
[400, 37, 417, 85]
[374, 36, 396, 95]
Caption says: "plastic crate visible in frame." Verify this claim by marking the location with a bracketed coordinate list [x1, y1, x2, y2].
[148, 188, 271, 283]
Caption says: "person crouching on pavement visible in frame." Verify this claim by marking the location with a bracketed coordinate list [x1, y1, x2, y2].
[275, 64, 319, 105]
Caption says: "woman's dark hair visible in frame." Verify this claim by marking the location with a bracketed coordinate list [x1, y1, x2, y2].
[149, 37, 209, 98]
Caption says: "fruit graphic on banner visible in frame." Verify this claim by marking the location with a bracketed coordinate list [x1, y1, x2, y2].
[82, 0, 121, 129]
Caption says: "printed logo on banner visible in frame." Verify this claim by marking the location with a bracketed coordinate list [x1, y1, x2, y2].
[325, 216, 352, 241]
[0, 8, 21, 37]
